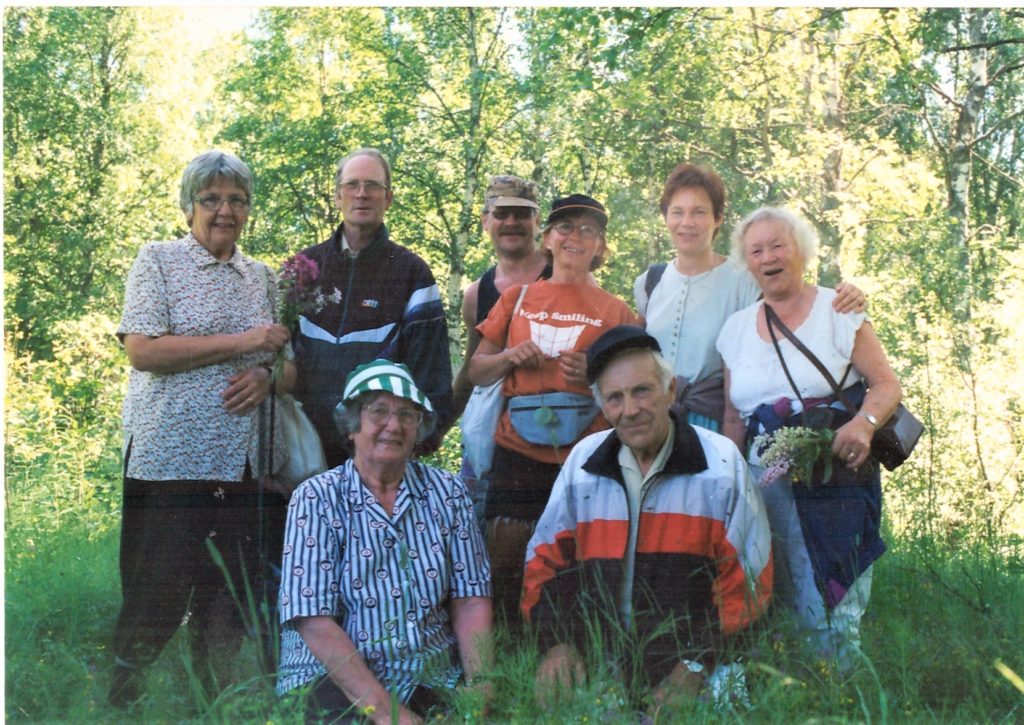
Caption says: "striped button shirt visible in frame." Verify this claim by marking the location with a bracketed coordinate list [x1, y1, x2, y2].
[277, 459, 491, 698]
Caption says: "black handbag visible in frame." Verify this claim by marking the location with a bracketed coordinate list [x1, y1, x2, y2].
[764, 304, 923, 471]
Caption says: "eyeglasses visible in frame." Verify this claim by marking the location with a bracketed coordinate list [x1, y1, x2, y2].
[551, 220, 602, 241]
[491, 207, 536, 221]
[195, 195, 250, 212]
[339, 179, 389, 196]
[363, 403, 422, 428]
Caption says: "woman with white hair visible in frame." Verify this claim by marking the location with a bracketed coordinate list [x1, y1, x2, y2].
[634, 163, 865, 432]
[717, 206, 901, 669]
[110, 150, 297, 705]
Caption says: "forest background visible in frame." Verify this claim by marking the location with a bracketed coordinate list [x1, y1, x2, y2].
[4, 6, 1024, 722]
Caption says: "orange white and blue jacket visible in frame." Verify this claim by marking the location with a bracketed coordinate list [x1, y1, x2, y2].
[521, 419, 773, 671]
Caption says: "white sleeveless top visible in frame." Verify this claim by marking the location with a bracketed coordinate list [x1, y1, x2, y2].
[716, 287, 865, 419]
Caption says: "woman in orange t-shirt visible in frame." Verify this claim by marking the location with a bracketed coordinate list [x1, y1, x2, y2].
[469, 193, 638, 625]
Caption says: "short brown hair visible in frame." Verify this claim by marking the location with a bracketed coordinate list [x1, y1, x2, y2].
[659, 163, 726, 226]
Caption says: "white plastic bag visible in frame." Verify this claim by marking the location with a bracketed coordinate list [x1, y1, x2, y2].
[461, 379, 504, 477]
[275, 393, 327, 488]
[460, 284, 527, 477]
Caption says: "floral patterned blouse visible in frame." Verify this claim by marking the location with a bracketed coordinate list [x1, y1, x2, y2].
[118, 233, 285, 482]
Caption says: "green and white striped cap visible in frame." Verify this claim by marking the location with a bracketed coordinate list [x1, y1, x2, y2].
[342, 359, 434, 413]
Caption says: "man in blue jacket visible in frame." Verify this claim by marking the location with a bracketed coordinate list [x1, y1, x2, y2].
[292, 148, 454, 467]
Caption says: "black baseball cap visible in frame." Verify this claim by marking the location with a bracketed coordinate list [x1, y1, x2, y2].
[586, 325, 661, 383]
[544, 193, 609, 229]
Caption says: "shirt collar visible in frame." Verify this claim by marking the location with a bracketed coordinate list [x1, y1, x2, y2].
[345, 458, 424, 521]
[584, 412, 708, 485]
[334, 223, 389, 258]
[185, 232, 246, 273]
[617, 419, 676, 484]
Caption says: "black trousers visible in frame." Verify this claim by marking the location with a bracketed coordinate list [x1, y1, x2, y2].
[484, 445, 563, 627]
[110, 463, 287, 676]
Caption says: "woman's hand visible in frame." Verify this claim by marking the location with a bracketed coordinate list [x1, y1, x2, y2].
[222, 366, 272, 415]
[833, 282, 866, 314]
[833, 321, 902, 469]
[469, 338, 545, 386]
[242, 323, 290, 353]
[505, 340, 546, 370]
[832, 415, 875, 469]
[370, 704, 422, 725]
[558, 350, 588, 388]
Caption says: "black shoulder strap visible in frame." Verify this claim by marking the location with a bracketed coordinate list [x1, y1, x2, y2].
[475, 265, 500, 325]
[764, 304, 856, 411]
[642, 263, 668, 314]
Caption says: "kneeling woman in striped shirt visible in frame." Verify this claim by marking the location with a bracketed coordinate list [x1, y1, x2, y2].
[277, 360, 493, 723]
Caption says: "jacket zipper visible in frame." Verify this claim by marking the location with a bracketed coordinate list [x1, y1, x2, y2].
[335, 252, 358, 344]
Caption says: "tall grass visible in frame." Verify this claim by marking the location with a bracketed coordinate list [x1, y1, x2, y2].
[6, 465, 1023, 723]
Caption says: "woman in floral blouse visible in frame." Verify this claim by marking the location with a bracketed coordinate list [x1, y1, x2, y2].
[108, 150, 297, 706]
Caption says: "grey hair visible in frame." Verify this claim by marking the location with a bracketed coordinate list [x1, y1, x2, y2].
[179, 150, 253, 221]
[335, 148, 392, 192]
[333, 391, 435, 446]
[590, 349, 675, 407]
[729, 206, 819, 268]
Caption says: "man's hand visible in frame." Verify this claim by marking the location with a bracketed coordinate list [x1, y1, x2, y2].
[535, 643, 586, 707]
[647, 661, 705, 713]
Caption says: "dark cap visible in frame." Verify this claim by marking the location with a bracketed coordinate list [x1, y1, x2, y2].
[545, 193, 609, 229]
[586, 325, 661, 383]
[484, 175, 540, 211]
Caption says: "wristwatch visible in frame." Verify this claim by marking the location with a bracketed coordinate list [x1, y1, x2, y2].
[858, 411, 879, 429]
[681, 659, 705, 674]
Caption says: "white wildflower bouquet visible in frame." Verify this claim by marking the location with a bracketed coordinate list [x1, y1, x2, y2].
[752, 426, 836, 486]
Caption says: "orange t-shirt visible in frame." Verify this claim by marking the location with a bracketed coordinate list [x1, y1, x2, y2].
[476, 280, 639, 463]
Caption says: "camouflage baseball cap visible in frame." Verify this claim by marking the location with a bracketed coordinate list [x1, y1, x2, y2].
[484, 175, 540, 211]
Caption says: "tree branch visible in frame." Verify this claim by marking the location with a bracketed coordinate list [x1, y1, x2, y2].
[939, 37, 1024, 53]
[988, 57, 1024, 85]
[972, 108, 1024, 146]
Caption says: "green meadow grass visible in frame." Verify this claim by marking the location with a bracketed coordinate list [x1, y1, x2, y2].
[6, 487, 1023, 723]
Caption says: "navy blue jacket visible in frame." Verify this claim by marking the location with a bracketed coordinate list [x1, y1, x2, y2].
[292, 223, 453, 466]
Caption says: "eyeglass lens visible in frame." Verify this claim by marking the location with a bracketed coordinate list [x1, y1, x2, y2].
[365, 404, 420, 427]
[492, 208, 535, 221]
[341, 180, 388, 195]
[197, 195, 249, 211]
[553, 221, 599, 240]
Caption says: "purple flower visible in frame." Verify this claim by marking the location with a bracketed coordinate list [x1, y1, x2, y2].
[280, 253, 319, 286]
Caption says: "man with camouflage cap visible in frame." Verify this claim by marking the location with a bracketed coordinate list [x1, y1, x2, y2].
[452, 175, 552, 524]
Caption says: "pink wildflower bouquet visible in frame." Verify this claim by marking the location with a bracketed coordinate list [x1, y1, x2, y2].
[752, 426, 836, 486]
[272, 254, 341, 380]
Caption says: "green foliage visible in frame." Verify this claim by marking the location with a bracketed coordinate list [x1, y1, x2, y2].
[5, 313, 125, 535]
[3, 7, 214, 358]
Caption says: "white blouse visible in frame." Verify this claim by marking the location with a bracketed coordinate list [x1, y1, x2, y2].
[635, 259, 760, 383]
[715, 287, 865, 419]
